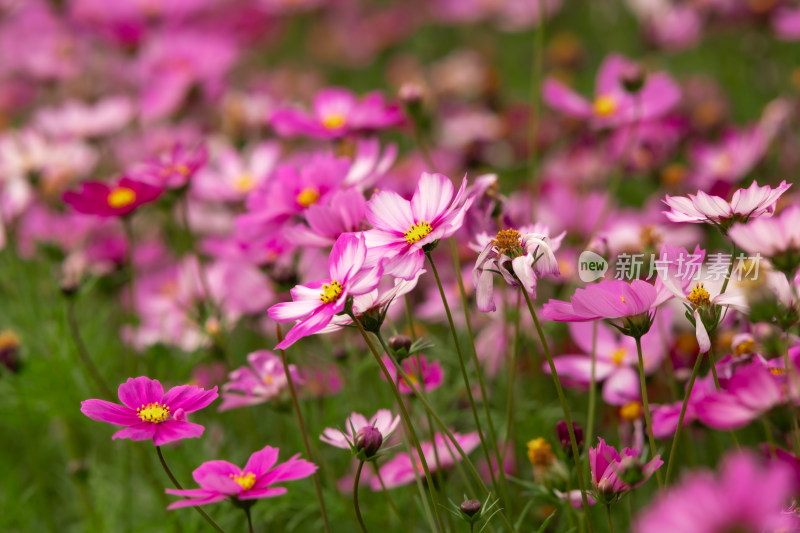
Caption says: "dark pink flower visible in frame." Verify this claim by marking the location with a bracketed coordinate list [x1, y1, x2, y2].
[590, 438, 662, 503]
[63, 177, 162, 218]
[80, 376, 218, 446]
[542, 279, 657, 323]
[380, 354, 444, 395]
[166, 446, 317, 508]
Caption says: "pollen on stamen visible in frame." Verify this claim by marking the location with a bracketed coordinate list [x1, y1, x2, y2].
[492, 228, 523, 257]
[229, 472, 256, 490]
[322, 113, 346, 130]
[404, 220, 432, 245]
[687, 283, 711, 307]
[137, 402, 170, 423]
[593, 94, 617, 116]
[108, 187, 137, 208]
[319, 280, 343, 304]
[296, 187, 320, 207]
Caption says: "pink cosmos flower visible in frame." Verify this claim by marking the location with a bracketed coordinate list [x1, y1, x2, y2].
[166, 446, 317, 509]
[651, 373, 717, 439]
[549, 316, 670, 406]
[542, 53, 681, 129]
[380, 354, 444, 395]
[133, 143, 208, 190]
[320, 409, 400, 450]
[590, 438, 663, 503]
[370, 431, 481, 490]
[634, 452, 800, 533]
[687, 126, 769, 188]
[63, 177, 162, 218]
[542, 279, 658, 327]
[271, 87, 403, 140]
[773, 7, 800, 40]
[728, 204, 800, 266]
[364, 172, 474, 279]
[268, 232, 383, 349]
[285, 189, 367, 248]
[80, 376, 218, 446]
[218, 351, 302, 411]
[192, 141, 280, 202]
[34, 96, 133, 139]
[662, 180, 791, 228]
[472, 224, 565, 312]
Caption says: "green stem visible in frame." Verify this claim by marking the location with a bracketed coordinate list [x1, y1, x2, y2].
[634, 336, 663, 488]
[354, 460, 368, 533]
[519, 288, 593, 532]
[276, 327, 332, 533]
[448, 238, 509, 506]
[664, 351, 704, 484]
[245, 507, 254, 533]
[585, 322, 598, 472]
[65, 298, 113, 398]
[370, 327, 517, 533]
[605, 505, 615, 533]
[425, 252, 499, 493]
[503, 293, 521, 468]
[156, 447, 226, 533]
[349, 316, 446, 532]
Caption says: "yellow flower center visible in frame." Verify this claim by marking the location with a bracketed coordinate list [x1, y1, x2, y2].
[526, 438, 555, 467]
[230, 472, 256, 490]
[687, 283, 711, 307]
[734, 339, 756, 357]
[0, 330, 20, 351]
[492, 228, 523, 257]
[108, 187, 137, 208]
[264, 375, 274, 385]
[593, 94, 618, 116]
[620, 401, 643, 422]
[319, 280, 343, 304]
[401, 373, 420, 389]
[233, 173, 256, 193]
[620, 295, 626, 304]
[296, 187, 320, 207]
[322, 113, 347, 130]
[404, 220, 433, 245]
[611, 348, 626, 366]
[137, 402, 170, 423]
[161, 163, 190, 177]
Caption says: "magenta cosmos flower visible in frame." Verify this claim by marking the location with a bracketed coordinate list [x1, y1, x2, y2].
[320, 409, 400, 450]
[590, 438, 663, 504]
[542, 279, 658, 338]
[166, 445, 317, 509]
[634, 452, 800, 533]
[132, 143, 208, 190]
[63, 176, 162, 217]
[364, 172, 474, 279]
[542, 53, 680, 129]
[662, 180, 791, 229]
[271, 87, 403, 140]
[729, 204, 800, 273]
[80, 376, 218, 446]
[268, 232, 383, 349]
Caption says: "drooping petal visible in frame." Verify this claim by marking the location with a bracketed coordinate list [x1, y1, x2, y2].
[112, 422, 157, 442]
[153, 420, 205, 446]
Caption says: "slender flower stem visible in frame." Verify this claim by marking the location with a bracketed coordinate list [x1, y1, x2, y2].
[605, 505, 615, 533]
[368, 325, 517, 533]
[585, 322, 598, 473]
[155, 447, 226, 533]
[348, 316, 446, 532]
[503, 293, 521, 467]
[276, 326, 332, 533]
[447, 238, 509, 505]
[244, 507, 254, 533]
[634, 336, 663, 488]
[65, 298, 113, 398]
[425, 252, 498, 493]
[707, 345, 741, 450]
[373, 464, 402, 522]
[519, 288, 593, 532]
[664, 351, 704, 484]
[353, 460, 368, 533]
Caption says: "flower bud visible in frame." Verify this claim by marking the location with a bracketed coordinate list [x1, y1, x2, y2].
[354, 425, 383, 459]
[621, 64, 646, 94]
[389, 334, 413, 356]
[556, 420, 584, 455]
[459, 499, 482, 518]
[0, 330, 20, 374]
